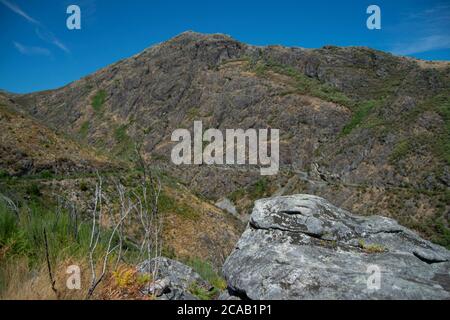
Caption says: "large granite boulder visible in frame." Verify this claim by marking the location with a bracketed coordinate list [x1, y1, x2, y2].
[222, 194, 450, 300]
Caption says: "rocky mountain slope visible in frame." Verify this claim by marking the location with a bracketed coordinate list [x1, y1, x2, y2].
[3, 31, 450, 248]
[0, 92, 115, 176]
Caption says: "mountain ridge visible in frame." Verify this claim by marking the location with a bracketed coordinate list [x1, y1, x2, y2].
[3, 31, 450, 248]
[5, 30, 449, 95]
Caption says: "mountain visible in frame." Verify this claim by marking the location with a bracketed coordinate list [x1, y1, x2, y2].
[7, 31, 449, 248]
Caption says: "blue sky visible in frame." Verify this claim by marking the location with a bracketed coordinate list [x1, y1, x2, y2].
[1, 0, 449, 93]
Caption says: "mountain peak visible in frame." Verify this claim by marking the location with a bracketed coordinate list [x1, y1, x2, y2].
[167, 30, 238, 44]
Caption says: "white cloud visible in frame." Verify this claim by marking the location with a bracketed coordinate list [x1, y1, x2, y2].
[35, 27, 70, 54]
[392, 35, 450, 55]
[13, 41, 52, 57]
[390, 3, 450, 56]
[1, 0, 70, 54]
[0, 0, 38, 24]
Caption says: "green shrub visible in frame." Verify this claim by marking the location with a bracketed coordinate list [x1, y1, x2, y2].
[389, 140, 412, 163]
[158, 191, 198, 220]
[188, 282, 215, 300]
[432, 219, 450, 249]
[186, 258, 226, 300]
[341, 100, 379, 135]
[249, 178, 270, 200]
[143, 127, 152, 135]
[187, 107, 200, 119]
[112, 124, 135, 160]
[151, 154, 167, 162]
[228, 178, 270, 202]
[161, 245, 177, 260]
[114, 124, 128, 142]
[79, 121, 90, 139]
[79, 180, 89, 192]
[91, 90, 107, 113]
[25, 183, 41, 197]
[358, 239, 387, 253]
[228, 188, 245, 203]
[410, 215, 450, 250]
[39, 170, 53, 179]
[313, 84, 354, 107]
[186, 258, 227, 291]
[0, 170, 9, 179]
[254, 62, 268, 76]
[0, 202, 19, 246]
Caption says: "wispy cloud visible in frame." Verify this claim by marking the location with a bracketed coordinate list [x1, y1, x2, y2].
[13, 41, 52, 57]
[390, 3, 450, 56]
[1, 0, 70, 54]
[35, 27, 70, 53]
[0, 0, 38, 24]
[392, 35, 450, 55]
[392, 34, 450, 56]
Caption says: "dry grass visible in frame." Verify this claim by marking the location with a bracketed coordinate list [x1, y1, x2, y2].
[411, 58, 450, 70]
[1, 257, 86, 300]
[161, 185, 242, 266]
[0, 257, 154, 300]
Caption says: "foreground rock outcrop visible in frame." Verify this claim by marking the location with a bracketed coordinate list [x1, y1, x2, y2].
[223, 195, 450, 300]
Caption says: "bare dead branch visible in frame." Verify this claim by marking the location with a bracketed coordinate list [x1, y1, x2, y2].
[43, 228, 58, 297]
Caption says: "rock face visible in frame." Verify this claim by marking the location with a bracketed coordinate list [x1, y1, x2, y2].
[138, 257, 212, 300]
[222, 195, 450, 300]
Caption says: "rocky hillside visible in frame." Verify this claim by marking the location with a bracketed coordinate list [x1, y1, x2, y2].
[5, 31, 450, 247]
[0, 92, 115, 176]
[222, 194, 450, 300]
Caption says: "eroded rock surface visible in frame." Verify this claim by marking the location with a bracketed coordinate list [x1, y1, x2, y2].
[222, 194, 450, 300]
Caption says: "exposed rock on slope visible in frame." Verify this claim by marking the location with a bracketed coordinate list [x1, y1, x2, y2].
[222, 195, 450, 300]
